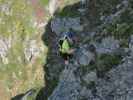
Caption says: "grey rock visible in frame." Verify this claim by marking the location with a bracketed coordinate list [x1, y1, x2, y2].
[48, 69, 81, 100]
[80, 0, 87, 5]
[95, 37, 120, 54]
[122, 0, 129, 8]
[83, 71, 97, 84]
[44, 1, 133, 100]
[0, 3, 11, 15]
[0, 37, 12, 64]
[101, 0, 129, 26]
[49, 0, 59, 16]
[24, 40, 42, 62]
[51, 17, 83, 35]
[76, 45, 95, 66]
[12, 89, 36, 100]
[21, 89, 36, 100]
[95, 57, 133, 99]
[129, 35, 133, 56]
[78, 8, 86, 15]
[80, 87, 92, 98]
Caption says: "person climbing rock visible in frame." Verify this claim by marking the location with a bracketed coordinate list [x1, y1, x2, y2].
[59, 29, 76, 65]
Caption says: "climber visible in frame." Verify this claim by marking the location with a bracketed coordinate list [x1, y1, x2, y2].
[59, 29, 76, 65]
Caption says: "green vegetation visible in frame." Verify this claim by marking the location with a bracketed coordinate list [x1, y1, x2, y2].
[120, 39, 129, 48]
[0, 0, 47, 99]
[87, 81, 96, 89]
[102, 3, 133, 39]
[97, 0, 121, 16]
[58, 7, 80, 17]
[0, 0, 34, 37]
[105, 22, 133, 39]
[100, 5, 133, 48]
[97, 54, 122, 73]
[40, 0, 49, 6]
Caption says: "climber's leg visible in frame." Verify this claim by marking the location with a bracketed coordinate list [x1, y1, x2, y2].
[59, 52, 69, 65]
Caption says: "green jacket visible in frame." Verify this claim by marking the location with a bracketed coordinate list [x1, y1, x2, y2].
[60, 39, 70, 53]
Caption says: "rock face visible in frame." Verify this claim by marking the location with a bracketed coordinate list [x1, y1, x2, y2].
[75, 45, 95, 66]
[83, 71, 97, 84]
[129, 35, 133, 56]
[24, 40, 43, 62]
[12, 89, 37, 100]
[46, 0, 133, 100]
[48, 68, 81, 100]
[49, 0, 59, 16]
[0, 37, 12, 64]
[51, 17, 83, 35]
[94, 37, 120, 54]
[48, 50, 133, 100]
[95, 57, 133, 100]
[0, 3, 12, 15]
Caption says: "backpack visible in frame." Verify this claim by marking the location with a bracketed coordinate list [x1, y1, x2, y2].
[60, 32, 75, 44]
[63, 32, 74, 39]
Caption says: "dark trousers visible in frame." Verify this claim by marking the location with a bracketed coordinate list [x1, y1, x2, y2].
[59, 52, 73, 61]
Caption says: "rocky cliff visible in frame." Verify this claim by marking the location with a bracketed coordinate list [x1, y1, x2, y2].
[43, 0, 133, 100]
[1, 0, 133, 100]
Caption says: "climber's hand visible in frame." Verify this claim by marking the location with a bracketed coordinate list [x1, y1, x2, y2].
[68, 49, 75, 54]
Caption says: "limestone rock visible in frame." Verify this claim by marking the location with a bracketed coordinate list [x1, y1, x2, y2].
[129, 35, 133, 56]
[51, 17, 83, 35]
[83, 71, 97, 84]
[0, 3, 12, 15]
[24, 40, 42, 62]
[49, 0, 59, 16]
[12, 89, 36, 100]
[0, 37, 12, 64]
[76, 45, 95, 66]
[95, 37, 120, 54]
[95, 57, 133, 99]
[48, 69, 81, 100]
